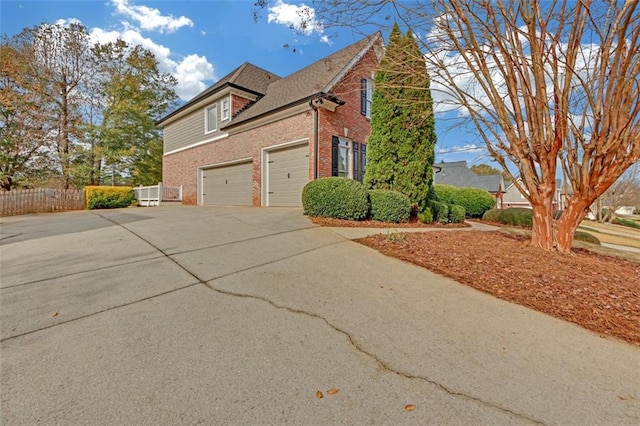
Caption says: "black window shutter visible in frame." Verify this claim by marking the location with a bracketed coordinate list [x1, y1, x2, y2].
[361, 144, 367, 180]
[361, 78, 367, 115]
[353, 142, 360, 182]
[331, 136, 339, 176]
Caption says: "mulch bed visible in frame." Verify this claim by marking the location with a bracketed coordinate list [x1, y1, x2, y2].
[310, 216, 470, 228]
[354, 230, 640, 346]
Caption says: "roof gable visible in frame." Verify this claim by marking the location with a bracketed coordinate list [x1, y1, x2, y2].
[158, 62, 280, 126]
[223, 32, 384, 129]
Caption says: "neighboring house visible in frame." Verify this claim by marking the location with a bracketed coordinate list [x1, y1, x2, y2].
[502, 178, 565, 212]
[433, 161, 505, 207]
[158, 33, 384, 206]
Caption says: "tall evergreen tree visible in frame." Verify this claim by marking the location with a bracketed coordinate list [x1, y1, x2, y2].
[364, 24, 436, 210]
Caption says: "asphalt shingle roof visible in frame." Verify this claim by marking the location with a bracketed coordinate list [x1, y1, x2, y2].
[158, 62, 279, 125]
[434, 161, 504, 193]
[223, 32, 383, 129]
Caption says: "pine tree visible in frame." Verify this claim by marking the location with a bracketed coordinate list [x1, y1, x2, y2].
[364, 24, 436, 210]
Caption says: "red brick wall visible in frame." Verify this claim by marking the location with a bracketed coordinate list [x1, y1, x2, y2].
[163, 111, 314, 205]
[231, 94, 253, 117]
[317, 48, 379, 177]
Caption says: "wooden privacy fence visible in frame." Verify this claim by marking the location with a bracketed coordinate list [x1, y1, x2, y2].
[0, 188, 85, 217]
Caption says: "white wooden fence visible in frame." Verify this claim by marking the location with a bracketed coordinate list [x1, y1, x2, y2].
[134, 183, 182, 206]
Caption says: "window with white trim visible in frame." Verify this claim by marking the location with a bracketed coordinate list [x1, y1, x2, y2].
[205, 104, 217, 133]
[221, 97, 230, 121]
[361, 78, 373, 119]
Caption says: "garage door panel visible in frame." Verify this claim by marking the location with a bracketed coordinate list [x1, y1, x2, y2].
[267, 144, 309, 207]
[202, 162, 253, 206]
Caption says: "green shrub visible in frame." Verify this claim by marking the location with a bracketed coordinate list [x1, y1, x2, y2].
[302, 177, 369, 220]
[613, 217, 640, 229]
[433, 184, 457, 203]
[497, 207, 533, 228]
[453, 187, 496, 218]
[86, 186, 135, 209]
[369, 189, 411, 223]
[418, 207, 433, 224]
[482, 208, 501, 222]
[448, 204, 465, 223]
[574, 231, 601, 245]
[434, 184, 496, 218]
[430, 200, 449, 223]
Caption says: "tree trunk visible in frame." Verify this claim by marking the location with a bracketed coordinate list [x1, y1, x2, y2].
[555, 199, 590, 254]
[530, 201, 555, 251]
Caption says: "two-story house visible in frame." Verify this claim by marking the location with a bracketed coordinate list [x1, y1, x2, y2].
[158, 32, 384, 207]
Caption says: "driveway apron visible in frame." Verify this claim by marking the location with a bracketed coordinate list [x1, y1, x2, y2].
[1, 206, 638, 425]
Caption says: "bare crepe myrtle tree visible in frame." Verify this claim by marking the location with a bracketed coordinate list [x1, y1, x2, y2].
[256, 0, 640, 253]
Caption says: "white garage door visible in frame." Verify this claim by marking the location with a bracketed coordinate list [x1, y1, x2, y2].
[202, 162, 253, 206]
[267, 144, 309, 207]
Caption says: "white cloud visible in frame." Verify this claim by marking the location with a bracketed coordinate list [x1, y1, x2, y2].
[174, 54, 215, 100]
[89, 28, 214, 101]
[111, 0, 193, 34]
[320, 35, 332, 46]
[268, 0, 325, 38]
[437, 144, 486, 154]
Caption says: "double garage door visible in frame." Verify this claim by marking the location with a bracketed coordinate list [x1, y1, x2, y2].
[201, 143, 309, 207]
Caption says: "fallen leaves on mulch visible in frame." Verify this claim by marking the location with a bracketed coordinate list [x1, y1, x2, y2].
[355, 230, 640, 346]
[310, 216, 470, 228]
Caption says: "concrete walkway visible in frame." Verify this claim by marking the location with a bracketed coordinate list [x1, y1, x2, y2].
[1, 206, 638, 425]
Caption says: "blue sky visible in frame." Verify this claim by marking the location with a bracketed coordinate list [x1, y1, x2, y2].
[0, 0, 489, 165]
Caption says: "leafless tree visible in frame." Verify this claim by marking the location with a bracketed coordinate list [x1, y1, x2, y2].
[262, 0, 640, 253]
[597, 162, 640, 221]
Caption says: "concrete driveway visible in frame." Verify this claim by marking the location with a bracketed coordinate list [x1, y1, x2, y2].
[1, 206, 638, 425]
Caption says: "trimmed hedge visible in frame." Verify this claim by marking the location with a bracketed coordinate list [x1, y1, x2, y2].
[369, 189, 411, 223]
[434, 184, 495, 218]
[433, 184, 457, 204]
[418, 207, 433, 224]
[482, 208, 501, 223]
[430, 200, 449, 223]
[574, 231, 601, 245]
[302, 177, 369, 220]
[448, 204, 465, 223]
[86, 186, 135, 209]
[495, 207, 533, 228]
[613, 217, 640, 230]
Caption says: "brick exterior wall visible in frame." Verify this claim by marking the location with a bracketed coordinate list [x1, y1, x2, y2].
[162, 45, 380, 206]
[231, 94, 253, 118]
[163, 111, 314, 205]
[317, 48, 379, 177]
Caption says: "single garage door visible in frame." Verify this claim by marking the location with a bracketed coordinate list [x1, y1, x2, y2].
[202, 162, 253, 206]
[267, 143, 309, 207]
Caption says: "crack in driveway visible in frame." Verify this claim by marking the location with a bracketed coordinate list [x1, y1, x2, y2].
[93, 212, 546, 425]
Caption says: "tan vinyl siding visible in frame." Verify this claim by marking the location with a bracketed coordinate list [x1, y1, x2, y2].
[163, 99, 227, 154]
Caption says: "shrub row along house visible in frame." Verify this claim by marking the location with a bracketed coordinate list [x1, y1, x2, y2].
[159, 33, 384, 207]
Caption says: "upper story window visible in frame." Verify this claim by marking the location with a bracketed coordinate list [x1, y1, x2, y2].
[361, 78, 373, 119]
[221, 97, 230, 121]
[205, 104, 217, 133]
